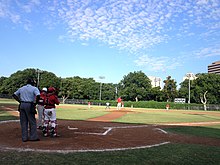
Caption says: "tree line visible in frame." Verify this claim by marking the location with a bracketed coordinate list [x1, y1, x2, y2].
[0, 68, 220, 104]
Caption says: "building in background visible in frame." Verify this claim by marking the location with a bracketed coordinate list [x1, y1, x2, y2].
[148, 76, 162, 88]
[208, 61, 220, 74]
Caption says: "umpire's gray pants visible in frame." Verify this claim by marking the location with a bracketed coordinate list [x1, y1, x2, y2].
[20, 102, 39, 141]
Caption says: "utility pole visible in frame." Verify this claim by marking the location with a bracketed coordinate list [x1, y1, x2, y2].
[36, 69, 43, 88]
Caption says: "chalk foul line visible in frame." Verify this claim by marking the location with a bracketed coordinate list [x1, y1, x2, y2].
[1, 141, 171, 153]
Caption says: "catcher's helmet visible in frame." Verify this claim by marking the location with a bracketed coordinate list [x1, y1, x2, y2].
[48, 87, 56, 93]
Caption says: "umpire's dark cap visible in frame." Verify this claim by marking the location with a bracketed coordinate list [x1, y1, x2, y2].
[27, 78, 36, 85]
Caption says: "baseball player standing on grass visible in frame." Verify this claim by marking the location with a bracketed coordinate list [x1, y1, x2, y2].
[117, 97, 122, 110]
[12, 78, 40, 142]
[42, 87, 60, 137]
[105, 102, 110, 110]
[36, 87, 47, 130]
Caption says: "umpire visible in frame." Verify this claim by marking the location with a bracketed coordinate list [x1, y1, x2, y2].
[13, 78, 40, 142]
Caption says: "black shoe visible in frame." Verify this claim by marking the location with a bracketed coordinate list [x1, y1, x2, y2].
[51, 134, 60, 137]
[43, 133, 48, 137]
[29, 138, 40, 141]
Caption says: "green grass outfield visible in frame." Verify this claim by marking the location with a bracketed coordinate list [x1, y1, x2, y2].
[0, 100, 220, 165]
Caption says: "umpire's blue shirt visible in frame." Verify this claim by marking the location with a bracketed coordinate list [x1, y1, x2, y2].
[14, 84, 40, 102]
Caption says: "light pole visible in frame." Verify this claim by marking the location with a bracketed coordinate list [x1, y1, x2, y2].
[188, 77, 190, 104]
[99, 76, 105, 101]
[115, 86, 118, 99]
[36, 69, 43, 88]
[186, 73, 195, 104]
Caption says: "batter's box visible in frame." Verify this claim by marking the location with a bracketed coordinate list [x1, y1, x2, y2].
[68, 126, 111, 135]
[67, 125, 163, 136]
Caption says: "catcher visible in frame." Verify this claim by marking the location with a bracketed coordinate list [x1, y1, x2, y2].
[42, 87, 60, 137]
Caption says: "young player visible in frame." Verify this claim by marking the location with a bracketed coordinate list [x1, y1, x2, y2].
[105, 102, 110, 109]
[42, 87, 60, 137]
[36, 87, 47, 129]
[117, 97, 122, 110]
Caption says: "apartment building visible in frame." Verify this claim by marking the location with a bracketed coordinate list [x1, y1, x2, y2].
[148, 76, 162, 88]
[208, 61, 220, 74]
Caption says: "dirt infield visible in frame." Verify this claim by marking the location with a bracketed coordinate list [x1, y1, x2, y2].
[0, 105, 220, 153]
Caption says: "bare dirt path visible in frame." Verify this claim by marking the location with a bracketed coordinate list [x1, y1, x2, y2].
[87, 110, 133, 122]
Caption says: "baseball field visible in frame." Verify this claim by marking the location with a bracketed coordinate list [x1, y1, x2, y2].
[0, 99, 220, 165]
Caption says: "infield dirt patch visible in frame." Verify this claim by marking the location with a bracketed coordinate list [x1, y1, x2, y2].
[0, 105, 220, 153]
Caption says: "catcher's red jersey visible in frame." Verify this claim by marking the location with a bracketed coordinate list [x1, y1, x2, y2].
[44, 93, 60, 109]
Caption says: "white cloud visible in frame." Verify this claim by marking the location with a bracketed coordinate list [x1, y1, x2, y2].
[134, 55, 183, 72]
[1, 0, 220, 71]
[196, 0, 209, 5]
[53, 0, 220, 54]
[195, 45, 220, 58]
[0, 0, 41, 30]
[1, 0, 220, 50]
[57, 0, 173, 52]
[10, 14, 21, 24]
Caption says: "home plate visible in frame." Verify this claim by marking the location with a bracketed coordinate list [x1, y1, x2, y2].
[67, 126, 78, 130]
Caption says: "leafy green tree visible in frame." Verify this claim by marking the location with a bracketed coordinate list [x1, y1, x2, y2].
[162, 76, 177, 102]
[80, 78, 98, 100]
[178, 80, 188, 101]
[178, 78, 196, 103]
[193, 73, 220, 104]
[38, 71, 61, 90]
[59, 78, 74, 103]
[7, 68, 220, 105]
[0, 68, 60, 95]
[0, 77, 7, 86]
[60, 76, 98, 100]
[0, 69, 37, 95]
[179, 73, 220, 104]
[101, 83, 117, 100]
[0, 76, 8, 95]
[71, 77, 95, 99]
[149, 86, 164, 101]
[118, 71, 152, 101]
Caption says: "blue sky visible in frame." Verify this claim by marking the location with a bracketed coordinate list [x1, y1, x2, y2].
[0, 0, 220, 85]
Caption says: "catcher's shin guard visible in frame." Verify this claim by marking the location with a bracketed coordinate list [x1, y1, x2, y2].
[42, 126, 49, 137]
[42, 120, 49, 137]
[50, 127, 56, 137]
[50, 120, 58, 137]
